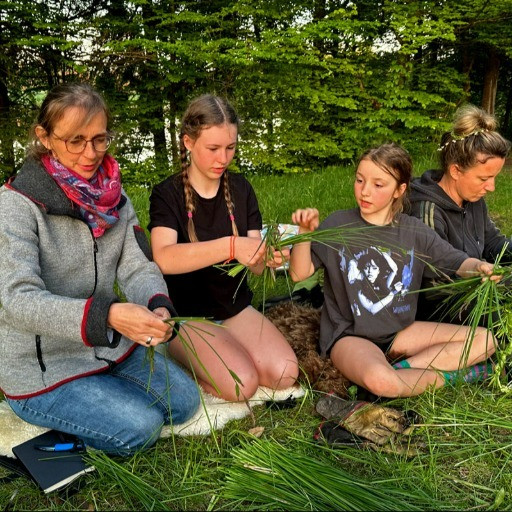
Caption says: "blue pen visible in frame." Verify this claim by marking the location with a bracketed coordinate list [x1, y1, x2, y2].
[35, 442, 85, 452]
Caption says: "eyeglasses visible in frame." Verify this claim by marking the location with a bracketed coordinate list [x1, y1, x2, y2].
[52, 133, 113, 154]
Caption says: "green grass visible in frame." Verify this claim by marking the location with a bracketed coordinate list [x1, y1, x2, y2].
[3, 163, 512, 510]
[4, 385, 512, 510]
[485, 166, 512, 235]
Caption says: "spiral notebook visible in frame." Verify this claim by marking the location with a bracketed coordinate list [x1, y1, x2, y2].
[12, 430, 95, 494]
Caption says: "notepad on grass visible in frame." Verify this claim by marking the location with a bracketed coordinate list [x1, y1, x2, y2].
[12, 430, 94, 494]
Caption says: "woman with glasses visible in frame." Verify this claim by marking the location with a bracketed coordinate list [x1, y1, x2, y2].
[0, 82, 199, 455]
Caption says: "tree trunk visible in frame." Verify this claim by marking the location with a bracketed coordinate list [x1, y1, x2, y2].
[503, 70, 512, 139]
[461, 44, 473, 100]
[481, 47, 500, 115]
[151, 94, 169, 174]
[313, 0, 327, 54]
[0, 77, 15, 180]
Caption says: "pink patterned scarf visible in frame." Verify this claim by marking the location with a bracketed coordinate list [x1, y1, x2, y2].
[41, 154, 122, 237]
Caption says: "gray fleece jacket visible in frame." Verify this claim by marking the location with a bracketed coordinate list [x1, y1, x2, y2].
[0, 158, 175, 399]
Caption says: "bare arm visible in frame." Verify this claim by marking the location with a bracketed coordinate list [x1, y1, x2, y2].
[151, 226, 267, 275]
[381, 251, 398, 289]
[358, 289, 394, 315]
[289, 208, 319, 282]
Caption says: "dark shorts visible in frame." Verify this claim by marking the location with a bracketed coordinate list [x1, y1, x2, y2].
[376, 335, 397, 356]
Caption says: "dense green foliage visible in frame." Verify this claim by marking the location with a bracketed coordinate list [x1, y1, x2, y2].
[1, 1, 512, 184]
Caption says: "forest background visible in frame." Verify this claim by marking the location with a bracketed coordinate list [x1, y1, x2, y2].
[3, 3, 512, 508]
[1, 0, 512, 187]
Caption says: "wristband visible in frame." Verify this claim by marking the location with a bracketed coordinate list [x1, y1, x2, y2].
[223, 235, 236, 264]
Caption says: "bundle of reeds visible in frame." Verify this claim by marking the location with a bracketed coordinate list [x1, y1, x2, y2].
[222, 439, 443, 510]
[86, 450, 167, 509]
[425, 247, 512, 392]
[218, 221, 383, 303]
[143, 317, 240, 398]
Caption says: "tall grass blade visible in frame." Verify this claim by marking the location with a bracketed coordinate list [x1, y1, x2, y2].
[216, 222, 388, 310]
[222, 439, 443, 511]
[424, 245, 512, 381]
[85, 450, 168, 510]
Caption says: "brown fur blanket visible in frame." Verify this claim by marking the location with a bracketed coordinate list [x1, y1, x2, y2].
[264, 302, 350, 398]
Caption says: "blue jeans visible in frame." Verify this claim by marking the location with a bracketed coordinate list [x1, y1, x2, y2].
[7, 346, 199, 455]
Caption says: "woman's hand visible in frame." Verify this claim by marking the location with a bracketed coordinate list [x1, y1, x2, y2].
[292, 208, 319, 234]
[153, 306, 175, 329]
[458, 258, 503, 282]
[107, 303, 173, 347]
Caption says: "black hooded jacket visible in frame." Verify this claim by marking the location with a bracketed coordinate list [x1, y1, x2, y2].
[409, 169, 512, 263]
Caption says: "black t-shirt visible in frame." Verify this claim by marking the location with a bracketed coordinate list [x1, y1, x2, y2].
[149, 172, 263, 320]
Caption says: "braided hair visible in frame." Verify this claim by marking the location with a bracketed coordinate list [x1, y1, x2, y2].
[179, 95, 240, 242]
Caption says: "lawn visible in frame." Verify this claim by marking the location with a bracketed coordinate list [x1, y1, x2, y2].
[2, 161, 512, 510]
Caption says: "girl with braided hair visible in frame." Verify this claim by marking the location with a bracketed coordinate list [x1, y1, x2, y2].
[149, 94, 298, 401]
[409, 104, 511, 322]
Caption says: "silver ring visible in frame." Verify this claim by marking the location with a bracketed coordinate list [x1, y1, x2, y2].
[145, 336, 153, 345]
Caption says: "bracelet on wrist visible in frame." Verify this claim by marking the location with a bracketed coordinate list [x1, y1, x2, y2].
[223, 235, 237, 264]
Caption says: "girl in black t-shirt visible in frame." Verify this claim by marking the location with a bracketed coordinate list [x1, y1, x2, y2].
[149, 94, 298, 401]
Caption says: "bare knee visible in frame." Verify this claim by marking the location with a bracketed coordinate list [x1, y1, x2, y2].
[267, 357, 299, 390]
[220, 366, 259, 402]
[473, 328, 497, 360]
[360, 370, 404, 398]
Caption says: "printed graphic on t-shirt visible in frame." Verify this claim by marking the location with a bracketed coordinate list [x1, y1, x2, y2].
[339, 246, 414, 317]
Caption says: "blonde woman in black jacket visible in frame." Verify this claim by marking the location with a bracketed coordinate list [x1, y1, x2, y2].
[409, 104, 511, 321]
